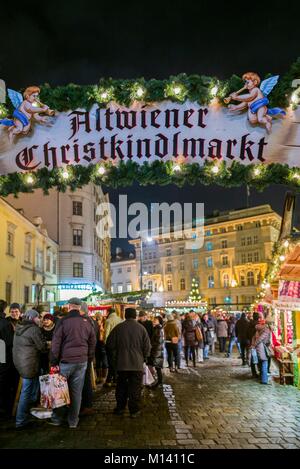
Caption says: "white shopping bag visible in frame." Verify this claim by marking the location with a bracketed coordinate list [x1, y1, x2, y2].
[39, 373, 70, 409]
[142, 364, 155, 386]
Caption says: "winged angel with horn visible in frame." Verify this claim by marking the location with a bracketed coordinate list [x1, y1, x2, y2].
[224, 73, 286, 133]
[0, 86, 54, 142]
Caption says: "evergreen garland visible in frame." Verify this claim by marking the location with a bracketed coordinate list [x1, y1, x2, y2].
[2, 161, 300, 196]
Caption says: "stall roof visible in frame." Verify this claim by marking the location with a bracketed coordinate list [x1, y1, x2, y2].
[279, 244, 300, 280]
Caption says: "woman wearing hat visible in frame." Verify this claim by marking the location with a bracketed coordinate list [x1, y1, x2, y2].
[40, 313, 56, 374]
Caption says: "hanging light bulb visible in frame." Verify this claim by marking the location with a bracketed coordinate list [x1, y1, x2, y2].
[211, 165, 219, 174]
[211, 85, 218, 97]
[279, 255, 285, 262]
[253, 167, 261, 176]
[283, 239, 289, 248]
[98, 166, 106, 175]
[62, 170, 69, 180]
[26, 175, 34, 185]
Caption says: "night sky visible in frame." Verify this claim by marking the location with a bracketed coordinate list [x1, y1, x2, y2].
[1, 0, 299, 251]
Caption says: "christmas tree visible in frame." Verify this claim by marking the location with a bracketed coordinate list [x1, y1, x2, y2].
[189, 278, 201, 302]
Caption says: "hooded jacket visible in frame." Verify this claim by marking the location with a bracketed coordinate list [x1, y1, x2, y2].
[13, 320, 47, 378]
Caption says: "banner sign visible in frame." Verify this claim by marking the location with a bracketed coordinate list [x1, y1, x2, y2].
[0, 71, 299, 182]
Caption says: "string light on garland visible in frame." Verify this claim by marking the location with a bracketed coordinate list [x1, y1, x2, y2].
[279, 254, 285, 262]
[95, 86, 114, 103]
[131, 83, 146, 100]
[253, 167, 261, 177]
[61, 169, 70, 180]
[25, 174, 34, 185]
[211, 165, 220, 174]
[210, 85, 218, 98]
[283, 239, 289, 248]
[165, 82, 187, 101]
[173, 164, 181, 172]
[97, 166, 106, 175]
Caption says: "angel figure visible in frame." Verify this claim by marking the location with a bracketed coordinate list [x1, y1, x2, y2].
[225, 73, 286, 133]
[0, 86, 54, 142]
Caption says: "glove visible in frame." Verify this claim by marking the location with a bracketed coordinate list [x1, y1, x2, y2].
[49, 366, 60, 375]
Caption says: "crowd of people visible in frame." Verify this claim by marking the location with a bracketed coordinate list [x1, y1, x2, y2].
[0, 298, 276, 430]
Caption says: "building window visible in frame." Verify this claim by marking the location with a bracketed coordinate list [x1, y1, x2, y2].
[25, 237, 32, 263]
[36, 250, 43, 270]
[221, 240, 228, 249]
[53, 256, 57, 274]
[209, 297, 216, 306]
[180, 278, 186, 290]
[154, 283, 158, 292]
[148, 265, 152, 274]
[46, 252, 51, 272]
[241, 237, 246, 246]
[166, 263, 172, 273]
[255, 221, 261, 227]
[223, 274, 229, 288]
[247, 236, 252, 245]
[247, 253, 253, 262]
[127, 266, 131, 272]
[73, 201, 82, 216]
[241, 253, 246, 263]
[220, 227, 226, 233]
[205, 230, 212, 236]
[253, 235, 258, 244]
[24, 286, 30, 303]
[148, 252, 152, 259]
[117, 284, 123, 293]
[5, 282, 12, 304]
[73, 262, 83, 278]
[193, 258, 199, 269]
[254, 252, 259, 262]
[148, 280, 153, 291]
[237, 225, 243, 231]
[118, 268, 122, 274]
[7, 232, 14, 256]
[208, 275, 214, 288]
[206, 242, 213, 251]
[144, 252, 148, 260]
[179, 247, 184, 255]
[247, 271, 254, 286]
[167, 279, 172, 291]
[222, 256, 229, 266]
[153, 252, 156, 258]
[240, 275, 246, 287]
[180, 260, 185, 271]
[153, 264, 156, 273]
[73, 229, 83, 246]
[126, 283, 132, 292]
[166, 248, 172, 256]
[207, 257, 213, 267]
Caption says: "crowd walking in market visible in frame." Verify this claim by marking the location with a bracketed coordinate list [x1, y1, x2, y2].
[0, 297, 279, 430]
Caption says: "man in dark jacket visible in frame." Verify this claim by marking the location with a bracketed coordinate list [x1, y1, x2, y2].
[106, 308, 151, 418]
[13, 309, 47, 429]
[235, 312, 249, 365]
[80, 302, 98, 416]
[0, 300, 14, 417]
[247, 312, 260, 377]
[138, 311, 153, 340]
[50, 298, 96, 428]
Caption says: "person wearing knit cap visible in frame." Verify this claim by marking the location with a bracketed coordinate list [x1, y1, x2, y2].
[13, 309, 47, 429]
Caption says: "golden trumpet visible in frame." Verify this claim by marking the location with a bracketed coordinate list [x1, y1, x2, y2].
[34, 100, 55, 116]
[224, 86, 247, 104]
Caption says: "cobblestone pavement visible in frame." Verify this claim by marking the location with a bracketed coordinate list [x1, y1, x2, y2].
[1, 354, 300, 449]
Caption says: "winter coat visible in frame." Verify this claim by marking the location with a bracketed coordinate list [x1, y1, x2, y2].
[138, 319, 154, 340]
[217, 320, 228, 338]
[235, 317, 249, 343]
[253, 324, 271, 361]
[104, 312, 123, 342]
[149, 324, 164, 368]
[227, 319, 237, 338]
[201, 319, 213, 345]
[50, 310, 96, 365]
[207, 314, 217, 333]
[106, 318, 151, 371]
[182, 319, 198, 347]
[13, 320, 47, 379]
[247, 319, 259, 342]
[0, 312, 14, 363]
[163, 320, 180, 342]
